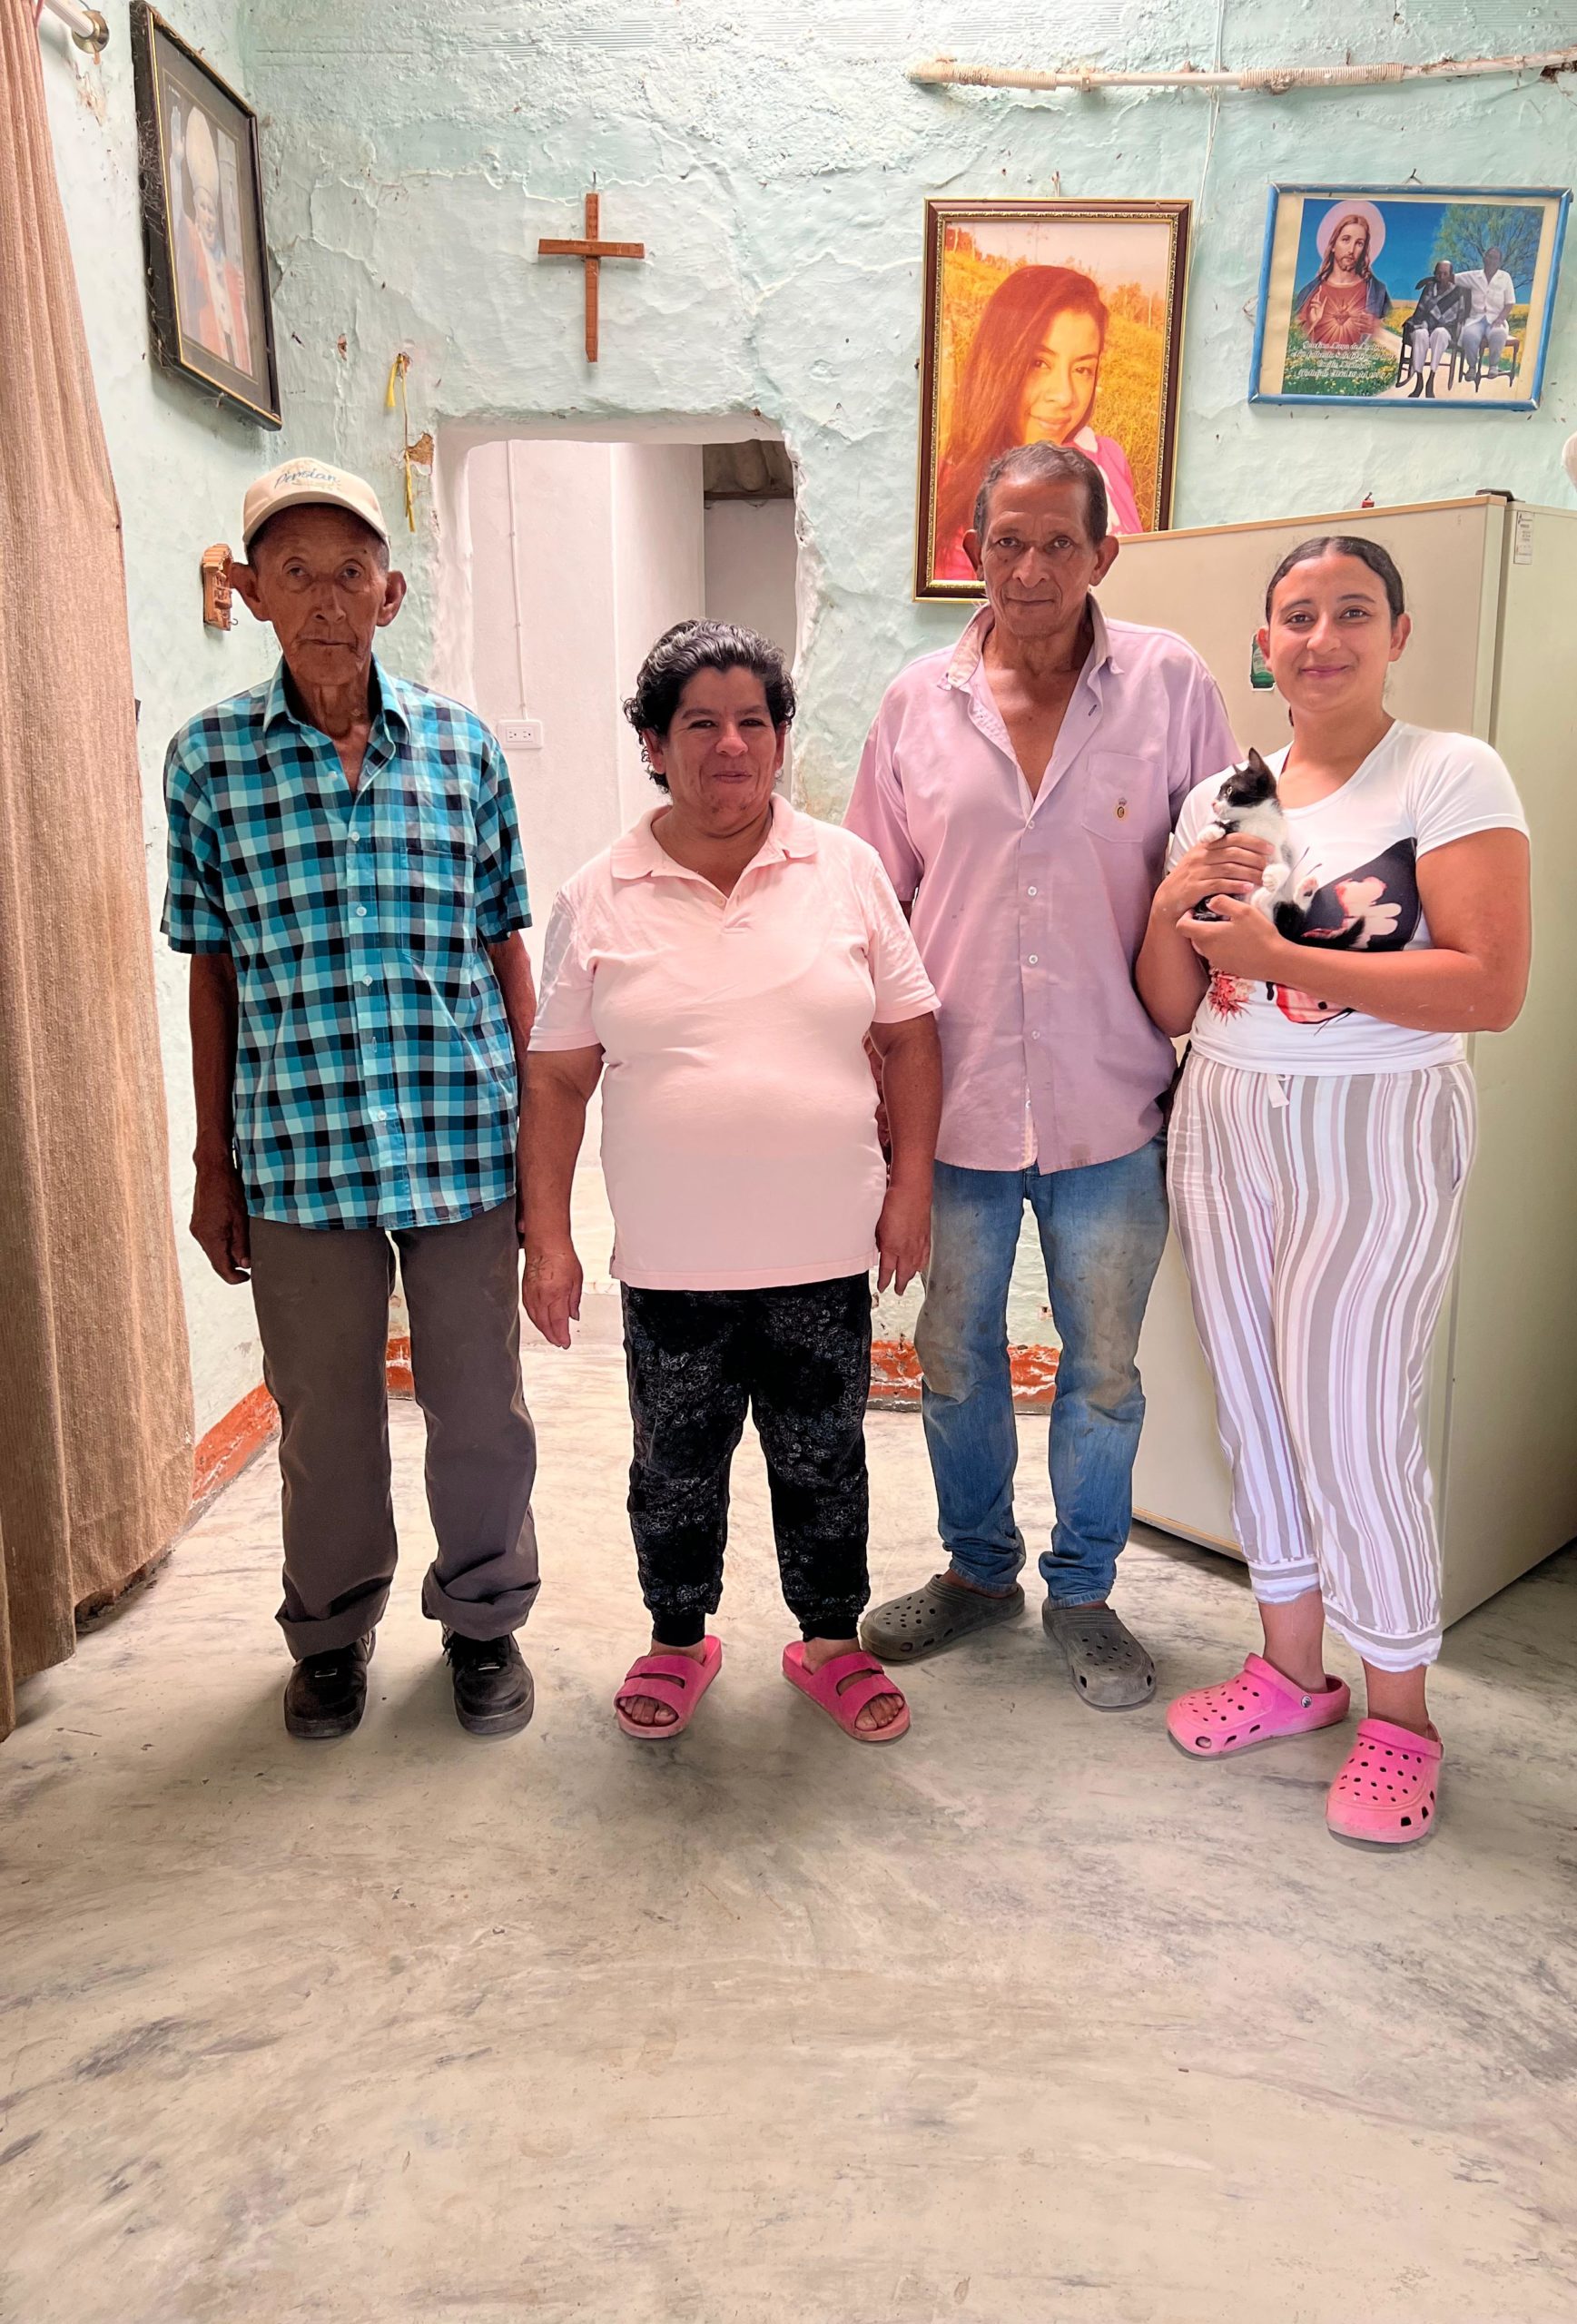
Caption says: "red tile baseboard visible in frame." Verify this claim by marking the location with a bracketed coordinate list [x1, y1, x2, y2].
[191, 1380, 280, 1508]
[190, 1337, 419, 1509]
[190, 1331, 1060, 1504]
[870, 1336, 1059, 1411]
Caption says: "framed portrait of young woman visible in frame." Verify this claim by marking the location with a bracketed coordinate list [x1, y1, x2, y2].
[130, 5, 282, 428]
[914, 198, 1191, 601]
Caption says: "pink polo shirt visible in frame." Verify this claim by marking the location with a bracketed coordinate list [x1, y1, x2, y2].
[530, 798, 937, 1291]
[845, 602, 1237, 1175]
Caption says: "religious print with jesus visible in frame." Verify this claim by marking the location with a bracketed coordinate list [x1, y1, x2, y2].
[130, 5, 281, 427]
[1250, 184, 1571, 411]
[914, 198, 1191, 600]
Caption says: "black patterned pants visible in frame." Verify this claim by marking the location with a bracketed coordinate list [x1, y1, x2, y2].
[621, 1275, 872, 1648]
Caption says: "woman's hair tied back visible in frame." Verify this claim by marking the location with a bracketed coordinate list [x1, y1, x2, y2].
[622, 618, 796, 788]
[1265, 534, 1406, 624]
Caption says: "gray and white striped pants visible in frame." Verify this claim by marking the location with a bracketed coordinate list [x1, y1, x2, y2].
[1168, 1058, 1475, 1669]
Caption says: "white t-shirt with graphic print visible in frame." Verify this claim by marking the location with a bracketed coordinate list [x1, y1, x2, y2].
[1169, 724, 1528, 1074]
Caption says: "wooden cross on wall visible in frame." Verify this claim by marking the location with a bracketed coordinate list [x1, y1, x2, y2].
[537, 192, 646, 362]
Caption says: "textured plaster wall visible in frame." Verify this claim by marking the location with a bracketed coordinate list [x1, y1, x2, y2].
[39, 0, 1577, 1431]
[43, 1, 276, 1435]
[247, 0, 1577, 814]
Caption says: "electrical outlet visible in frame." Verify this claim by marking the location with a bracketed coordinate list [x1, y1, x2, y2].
[498, 718, 544, 751]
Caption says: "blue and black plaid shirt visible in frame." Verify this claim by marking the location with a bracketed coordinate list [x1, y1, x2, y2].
[163, 659, 531, 1230]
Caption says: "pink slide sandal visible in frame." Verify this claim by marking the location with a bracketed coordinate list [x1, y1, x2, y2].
[782, 1642, 910, 1744]
[1326, 1718, 1442, 1846]
[613, 1638, 722, 1740]
[1166, 1652, 1350, 1758]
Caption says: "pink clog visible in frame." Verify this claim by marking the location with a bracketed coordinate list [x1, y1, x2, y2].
[782, 1642, 910, 1744]
[614, 1637, 722, 1739]
[1167, 1652, 1350, 1758]
[1326, 1718, 1442, 1846]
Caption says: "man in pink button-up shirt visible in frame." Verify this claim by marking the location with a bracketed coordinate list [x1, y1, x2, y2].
[849, 442, 1236, 1703]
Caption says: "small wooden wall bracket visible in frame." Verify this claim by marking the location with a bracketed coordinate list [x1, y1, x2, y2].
[201, 543, 234, 630]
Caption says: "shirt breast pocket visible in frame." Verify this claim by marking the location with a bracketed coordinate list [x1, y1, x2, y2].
[390, 826, 473, 940]
[414, 784, 473, 862]
[1079, 753, 1151, 845]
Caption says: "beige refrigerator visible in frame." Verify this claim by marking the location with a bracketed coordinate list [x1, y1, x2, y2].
[1099, 493, 1577, 1626]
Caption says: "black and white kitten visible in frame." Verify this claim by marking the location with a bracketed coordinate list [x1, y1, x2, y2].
[1191, 747, 1358, 946]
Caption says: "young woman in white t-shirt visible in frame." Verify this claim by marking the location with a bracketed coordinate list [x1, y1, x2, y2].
[1136, 536, 1531, 1846]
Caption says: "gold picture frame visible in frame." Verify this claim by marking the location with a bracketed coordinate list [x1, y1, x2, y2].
[915, 198, 1191, 601]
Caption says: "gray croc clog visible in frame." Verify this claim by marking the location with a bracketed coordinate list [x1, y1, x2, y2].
[1042, 1603, 1156, 1709]
[860, 1572, 1025, 1662]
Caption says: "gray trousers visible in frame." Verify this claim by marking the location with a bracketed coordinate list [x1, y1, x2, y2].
[249, 1202, 539, 1659]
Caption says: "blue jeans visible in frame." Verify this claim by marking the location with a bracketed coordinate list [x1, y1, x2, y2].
[913, 1140, 1169, 1604]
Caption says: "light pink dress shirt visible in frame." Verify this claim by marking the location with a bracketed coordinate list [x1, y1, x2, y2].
[845, 602, 1237, 1175]
[530, 799, 937, 1290]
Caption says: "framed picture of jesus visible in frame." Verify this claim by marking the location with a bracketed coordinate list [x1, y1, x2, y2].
[130, 5, 282, 428]
[1250, 184, 1570, 411]
[913, 198, 1192, 602]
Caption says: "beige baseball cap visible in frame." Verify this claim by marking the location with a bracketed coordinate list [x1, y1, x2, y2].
[241, 457, 389, 552]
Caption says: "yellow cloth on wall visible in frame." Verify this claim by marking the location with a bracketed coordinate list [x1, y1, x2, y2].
[0, 5, 194, 1738]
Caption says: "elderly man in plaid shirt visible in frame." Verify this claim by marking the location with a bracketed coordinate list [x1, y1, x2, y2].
[163, 458, 540, 1743]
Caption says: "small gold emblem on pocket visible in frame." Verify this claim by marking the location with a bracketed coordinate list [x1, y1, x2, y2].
[1116, 797, 1129, 820]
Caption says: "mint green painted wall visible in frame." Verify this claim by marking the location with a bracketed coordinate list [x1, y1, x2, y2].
[246, 1, 1577, 812]
[44, 0, 276, 1432]
[41, 0, 1577, 1423]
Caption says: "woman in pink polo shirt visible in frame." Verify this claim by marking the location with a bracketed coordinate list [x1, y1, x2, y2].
[523, 621, 942, 1744]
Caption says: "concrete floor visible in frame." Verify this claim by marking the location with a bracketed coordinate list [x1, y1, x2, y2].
[4, 1344, 1575, 2324]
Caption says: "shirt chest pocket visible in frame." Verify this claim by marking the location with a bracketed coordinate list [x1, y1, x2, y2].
[378, 771, 470, 853]
[1079, 753, 1151, 845]
[393, 847, 471, 913]
[387, 785, 473, 914]
[400, 782, 472, 859]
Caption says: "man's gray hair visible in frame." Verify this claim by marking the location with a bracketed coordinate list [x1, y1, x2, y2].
[972, 441, 1109, 546]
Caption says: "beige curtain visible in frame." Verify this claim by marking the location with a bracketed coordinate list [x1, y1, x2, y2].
[0, 4, 194, 1739]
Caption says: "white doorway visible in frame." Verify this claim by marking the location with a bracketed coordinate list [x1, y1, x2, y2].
[441, 421, 798, 1335]
[700, 440, 797, 668]
[455, 425, 797, 982]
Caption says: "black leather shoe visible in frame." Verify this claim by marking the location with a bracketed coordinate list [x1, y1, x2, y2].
[445, 1631, 535, 1738]
[283, 1633, 374, 1739]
